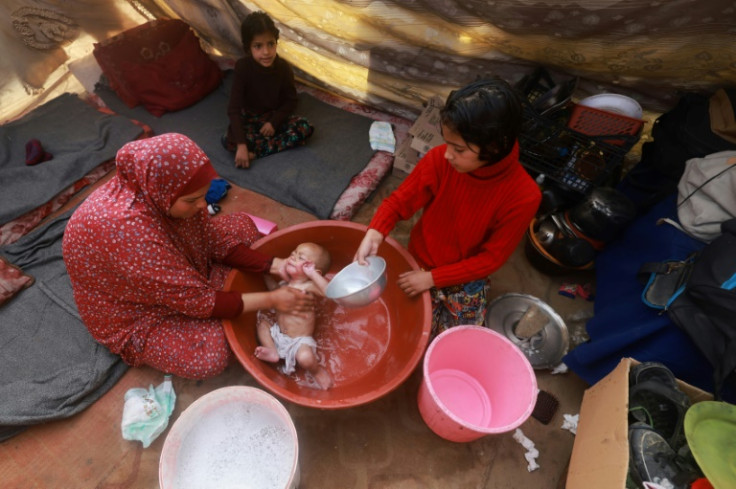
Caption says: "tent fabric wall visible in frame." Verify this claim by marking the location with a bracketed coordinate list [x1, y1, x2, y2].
[137, 0, 736, 116]
[1, 1, 734, 121]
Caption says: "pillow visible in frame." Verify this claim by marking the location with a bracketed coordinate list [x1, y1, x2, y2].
[0, 256, 34, 307]
[119, 27, 223, 117]
[93, 19, 222, 116]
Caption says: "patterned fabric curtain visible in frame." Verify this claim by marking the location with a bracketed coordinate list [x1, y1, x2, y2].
[0, 0, 144, 120]
[1, 0, 734, 118]
[137, 0, 736, 115]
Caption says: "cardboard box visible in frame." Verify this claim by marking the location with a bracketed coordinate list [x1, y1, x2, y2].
[565, 357, 713, 489]
[392, 135, 421, 177]
[392, 95, 444, 178]
[408, 96, 444, 154]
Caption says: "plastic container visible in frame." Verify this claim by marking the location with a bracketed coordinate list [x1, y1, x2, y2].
[159, 386, 299, 489]
[567, 103, 644, 146]
[223, 220, 432, 409]
[418, 326, 538, 442]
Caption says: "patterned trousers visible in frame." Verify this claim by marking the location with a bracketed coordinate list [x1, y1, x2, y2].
[230, 112, 313, 157]
[430, 278, 490, 337]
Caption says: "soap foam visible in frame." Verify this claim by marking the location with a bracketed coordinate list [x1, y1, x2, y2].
[173, 402, 296, 489]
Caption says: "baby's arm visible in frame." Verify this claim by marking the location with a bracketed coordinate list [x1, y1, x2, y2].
[303, 263, 329, 297]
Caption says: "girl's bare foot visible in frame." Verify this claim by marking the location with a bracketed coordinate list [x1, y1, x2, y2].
[254, 346, 279, 363]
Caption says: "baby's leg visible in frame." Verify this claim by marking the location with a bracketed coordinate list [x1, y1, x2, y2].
[255, 318, 279, 363]
[295, 344, 333, 390]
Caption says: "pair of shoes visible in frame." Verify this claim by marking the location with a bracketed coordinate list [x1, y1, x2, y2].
[628, 362, 691, 451]
[628, 422, 700, 489]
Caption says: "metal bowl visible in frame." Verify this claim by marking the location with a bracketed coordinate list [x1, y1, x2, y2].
[325, 256, 387, 308]
[485, 293, 569, 369]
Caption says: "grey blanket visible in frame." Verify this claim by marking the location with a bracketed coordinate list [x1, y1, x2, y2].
[0, 93, 143, 225]
[0, 210, 128, 441]
[95, 72, 376, 219]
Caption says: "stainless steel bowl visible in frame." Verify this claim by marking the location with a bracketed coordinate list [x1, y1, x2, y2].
[485, 293, 569, 369]
[325, 256, 387, 308]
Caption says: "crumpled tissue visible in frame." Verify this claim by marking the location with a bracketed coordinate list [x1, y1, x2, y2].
[369, 121, 396, 153]
[561, 413, 579, 435]
[121, 375, 176, 448]
[512, 428, 540, 472]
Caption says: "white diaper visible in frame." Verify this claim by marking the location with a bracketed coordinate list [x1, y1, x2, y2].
[269, 323, 317, 375]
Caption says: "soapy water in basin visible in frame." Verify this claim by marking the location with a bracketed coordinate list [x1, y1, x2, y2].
[173, 402, 295, 489]
[260, 296, 391, 388]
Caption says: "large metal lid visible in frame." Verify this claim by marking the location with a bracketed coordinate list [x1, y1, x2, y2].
[485, 293, 569, 369]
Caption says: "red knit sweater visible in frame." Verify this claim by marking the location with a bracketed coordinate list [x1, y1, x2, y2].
[370, 143, 541, 288]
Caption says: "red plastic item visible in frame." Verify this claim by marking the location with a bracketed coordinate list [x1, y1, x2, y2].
[567, 104, 644, 146]
[222, 220, 432, 409]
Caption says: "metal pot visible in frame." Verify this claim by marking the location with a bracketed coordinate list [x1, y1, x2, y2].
[325, 256, 387, 308]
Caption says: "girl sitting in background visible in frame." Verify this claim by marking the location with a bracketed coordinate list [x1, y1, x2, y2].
[224, 11, 313, 169]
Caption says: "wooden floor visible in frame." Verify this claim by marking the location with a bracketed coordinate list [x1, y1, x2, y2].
[0, 171, 595, 488]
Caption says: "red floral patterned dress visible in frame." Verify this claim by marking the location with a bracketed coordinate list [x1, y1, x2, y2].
[62, 133, 263, 379]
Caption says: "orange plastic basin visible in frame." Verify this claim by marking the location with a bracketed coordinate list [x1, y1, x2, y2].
[223, 220, 432, 409]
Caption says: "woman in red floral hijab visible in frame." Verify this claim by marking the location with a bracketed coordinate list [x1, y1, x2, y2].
[62, 133, 311, 379]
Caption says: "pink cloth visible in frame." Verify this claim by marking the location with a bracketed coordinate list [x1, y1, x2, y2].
[62, 133, 262, 379]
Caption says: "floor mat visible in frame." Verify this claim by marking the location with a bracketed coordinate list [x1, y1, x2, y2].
[95, 73, 378, 219]
[0, 93, 143, 226]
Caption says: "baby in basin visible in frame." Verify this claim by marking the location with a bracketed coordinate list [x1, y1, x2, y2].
[255, 242, 333, 389]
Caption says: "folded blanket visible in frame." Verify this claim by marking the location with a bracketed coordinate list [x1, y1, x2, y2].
[0, 93, 143, 225]
[0, 209, 128, 441]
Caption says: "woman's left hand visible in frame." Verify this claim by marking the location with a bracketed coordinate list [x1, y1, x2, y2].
[271, 286, 314, 313]
[397, 270, 434, 297]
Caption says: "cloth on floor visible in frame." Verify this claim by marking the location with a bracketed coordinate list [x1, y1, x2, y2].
[95, 72, 377, 219]
[0, 93, 143, 226]
[0, 209, 128, 441]
[563, 194, 735, 402]
[369, 121, 396, 152]
[24, 139, 53, 166]
[206, 178, 231, 205]
[121, 375, 176, 448]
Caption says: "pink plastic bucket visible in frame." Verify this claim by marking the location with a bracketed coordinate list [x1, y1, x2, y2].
[418, 325, 538, 442]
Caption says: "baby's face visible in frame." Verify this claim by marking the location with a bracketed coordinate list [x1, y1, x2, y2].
[285, 244, 319, 278]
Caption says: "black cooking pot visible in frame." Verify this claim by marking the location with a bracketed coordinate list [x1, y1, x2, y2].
[567, 187, 636, 243]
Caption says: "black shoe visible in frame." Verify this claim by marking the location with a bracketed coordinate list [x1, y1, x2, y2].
[629, 361, 679, 388]
[629, 363, 691, 450]
[628, 422, 698, 489]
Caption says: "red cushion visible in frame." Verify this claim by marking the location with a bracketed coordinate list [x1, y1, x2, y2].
[93, 19, 222, 116]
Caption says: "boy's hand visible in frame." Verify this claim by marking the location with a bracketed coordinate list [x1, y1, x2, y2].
[354, 229, 383, 265]
[235, 144, 251, 168]
[260, 122, 275, 137]
[397, 270, 434, 297]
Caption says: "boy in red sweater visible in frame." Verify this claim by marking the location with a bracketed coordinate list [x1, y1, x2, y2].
[355, 78, 541, 335]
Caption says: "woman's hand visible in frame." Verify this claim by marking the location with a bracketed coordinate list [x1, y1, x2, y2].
[260, 122, 275, 137]
[397, 270, 434, 297]
[354, 229, 384, 265]
[271, 286, 314, 314]
[235, 144, 251, 169]
[271, 257, 290, 282]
